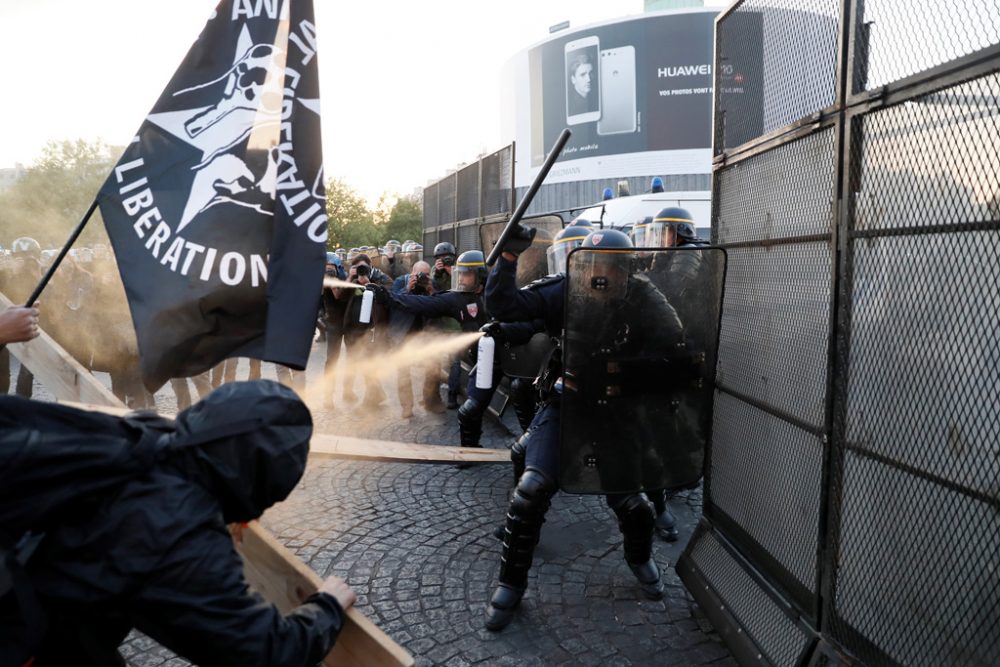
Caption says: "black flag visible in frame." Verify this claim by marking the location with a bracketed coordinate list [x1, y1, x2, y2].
[98, 0, 326, 391]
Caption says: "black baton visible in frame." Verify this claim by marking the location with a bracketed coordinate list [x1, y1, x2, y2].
[486, 128, 572, 266]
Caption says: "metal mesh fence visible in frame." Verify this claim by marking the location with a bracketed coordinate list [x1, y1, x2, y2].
[456, 162, 480, 222]
[439, 173, 457, 229]
[422, 145, 514, 231]
[714, 0, 840, 153]
[854, 0, 1000, 92]
[422, 182, 439, 231]
[685, 1, 1000, 665]
[686, 529, 813, 666]
[481, 147, 513, 217]
[456, 221, 479, 253]
[830, 66, 1000, 667]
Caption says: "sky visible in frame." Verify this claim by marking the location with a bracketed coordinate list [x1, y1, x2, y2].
[0, 0, 729, 206]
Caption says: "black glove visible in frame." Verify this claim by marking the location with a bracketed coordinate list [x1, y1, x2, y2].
[503, 224, 536, 257]
[479, 321, 506, 344]
[365, 283, 389, 305]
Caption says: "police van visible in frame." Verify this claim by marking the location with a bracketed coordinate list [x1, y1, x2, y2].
[570, 191, 711, 241]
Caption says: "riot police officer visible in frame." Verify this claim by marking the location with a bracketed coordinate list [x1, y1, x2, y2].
[482, 226, 674, 631]
[366, 249, 490, 414]
[642, 206, 708, 539]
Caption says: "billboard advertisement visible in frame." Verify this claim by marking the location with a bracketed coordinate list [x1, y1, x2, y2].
[508, 9, 720, 187]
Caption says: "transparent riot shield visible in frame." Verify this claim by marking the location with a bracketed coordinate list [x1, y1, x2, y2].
[480, 215, 563, 287]
[559, 246, 727, 495]
[501, 331, 554, 379]
[392, 250, 421, 277]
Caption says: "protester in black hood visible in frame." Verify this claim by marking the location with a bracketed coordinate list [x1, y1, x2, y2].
[0, 380, 356, 667]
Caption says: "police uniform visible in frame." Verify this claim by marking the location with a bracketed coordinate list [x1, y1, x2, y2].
[482, 249, 664, 632]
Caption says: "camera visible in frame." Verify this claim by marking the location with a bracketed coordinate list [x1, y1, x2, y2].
[440, 255, 456, 267]
[324, 267, 338, 277]
[355, 264, 370, 278]
[413, 272, 431, 295]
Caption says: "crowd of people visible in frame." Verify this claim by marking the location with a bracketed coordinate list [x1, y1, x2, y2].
[1, 202, 713, 661]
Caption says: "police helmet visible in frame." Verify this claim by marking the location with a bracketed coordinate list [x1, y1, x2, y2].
[546, 225, 592, 275]
[433, 241, 456, 258]
[631, 216, 654, 247]
[569, 216, 592, 228]
[11, 237, 41, 258]
[575, 229, 634, 299]
[649, 207, 697, 247]
[334, 247, 347, 260]
[452, 250, 487, 293]
[581, 228, 633, 250]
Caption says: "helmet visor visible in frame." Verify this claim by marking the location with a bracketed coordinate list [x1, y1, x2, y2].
[451, 264, 483, 293]
[546, 233, 588, 274]
[646, 221, 678, 248]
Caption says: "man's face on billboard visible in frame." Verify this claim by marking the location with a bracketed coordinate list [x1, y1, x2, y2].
[571, 62, 592, 97]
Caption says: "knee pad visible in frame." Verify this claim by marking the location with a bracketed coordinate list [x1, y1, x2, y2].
[609, 493, 655, 533]
[510, 468, 556, 519]
[510, 435, 527, 469]
[458, 397, 485, 426]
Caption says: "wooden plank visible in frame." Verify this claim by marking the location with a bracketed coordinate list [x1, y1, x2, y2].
[59, 402, 511, 463]
[237, 522, 414, 667]
[1, 290, 123, 408]
[311, 433, 510, 463]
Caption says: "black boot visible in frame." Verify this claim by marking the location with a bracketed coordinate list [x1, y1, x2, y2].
[493, 437, 528, 540]
[649, 489, 679, 542]
[485, 468, 554, 631]
[458, 398, 484, 448]
[610, 493, 664, 600]
[629, 559, 664, 601]
[447, 391, 459, 409]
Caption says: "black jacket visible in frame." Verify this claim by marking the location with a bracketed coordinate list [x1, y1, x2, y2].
[0, 381, 344, 667]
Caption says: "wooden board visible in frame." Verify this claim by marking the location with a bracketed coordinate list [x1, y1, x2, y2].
[58, 402, 510, 464]
[1, 290, 122, 408]
[311, 432, 510, 463]
[237, 522, 414, 667]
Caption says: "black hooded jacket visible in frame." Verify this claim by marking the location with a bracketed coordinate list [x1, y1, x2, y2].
[0, 381, 344, 667]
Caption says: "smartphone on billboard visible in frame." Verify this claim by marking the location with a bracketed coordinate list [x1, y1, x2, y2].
[598, 46, 637, 135]
[565, 36, 600, 125]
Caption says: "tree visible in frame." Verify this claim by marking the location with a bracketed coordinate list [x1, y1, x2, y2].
[383, 196, 423, 245]
[0, 139, 121, 249]
[324, 178, 378, 250]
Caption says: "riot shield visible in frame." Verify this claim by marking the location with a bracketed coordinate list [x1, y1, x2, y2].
[501, 331, 554, 379]
[480, 215, 563, 287]
[559, 246, 726, 495]
[392, 250, 421, 277]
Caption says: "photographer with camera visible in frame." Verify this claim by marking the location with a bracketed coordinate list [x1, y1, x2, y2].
[332, 254, 391, 407]
[431, 242, 457, 293]
[429, 242, 465, 407]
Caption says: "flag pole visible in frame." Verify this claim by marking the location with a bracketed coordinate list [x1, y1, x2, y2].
[0, 198, 100, 354]
[24, 198, 100, 308]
